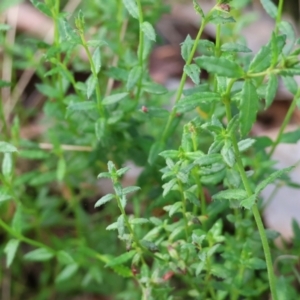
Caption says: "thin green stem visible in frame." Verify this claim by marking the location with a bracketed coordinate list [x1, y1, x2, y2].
[161, 11, 213, 142]
[135, 0, 145, 103]
[276, 0, 285, 34]
[268, 90, 300, 158]
[0, 217, 55, 254]
[215, 24, 221, 57]
[224, 99, 278, 300]
[177, 180, 189, 240]
[80, 36, 105, 118]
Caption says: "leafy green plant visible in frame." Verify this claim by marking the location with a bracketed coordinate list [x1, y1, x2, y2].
[1, 0, 300, 299]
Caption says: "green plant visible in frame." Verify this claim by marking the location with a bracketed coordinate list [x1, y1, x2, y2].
[1, 0, 300, 299]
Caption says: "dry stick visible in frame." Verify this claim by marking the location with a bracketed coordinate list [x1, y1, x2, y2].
[1, 0, 82, 131]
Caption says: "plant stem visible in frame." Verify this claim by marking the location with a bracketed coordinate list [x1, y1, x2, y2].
[161, 12, 211, 142]
[276, 0, 285, 34]
[268, 90, 300, 158]
[224, 100, 278, 300]
[177, 180, 189, 240]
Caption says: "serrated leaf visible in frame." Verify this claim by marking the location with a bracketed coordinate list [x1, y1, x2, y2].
[193, 0, 205, 18]
[240, 195, 256, 209]
[126, 66, 142, 91]
[4, 239, 20, 267]
[169, 201, 182, 217]
[240, 80, 259, 136]
[111, 264, 133, 278]
[95, 118, 106, 141]
[0, 142, 17, 153]
[221, 42, 251, 53]
[67, 101, 97, 111]
[195, 56, 243, 78]
[86, 75, 97, 99]
[24, 248, 54, 261]
[260, 0, 277, 19]
[255, 166, 294, 195]
[249, 44, 271, 73]
[141, 21, 156, 41]
[221, 144, 235, 167]
[181, 35, 194, 62]
[278, 21, 295, 55]
[122, 186, 141, 195]
[195, 153, 223, 166]
[280, 129, 300, 143]
[176, 92, 221, 113]
[184, 64, 200, 85]
[265, 74, 278, 108]
[95, 194, 115, 208]
[102, 93, 128, 105]
[92, 47, 101, 75]
[122, 0, 139, 19]
[162, 178, 177, 197]
[213, 189, 247, 201]
[56, 264, 78, 283]
[30, 0, 52, 17]
[282, 75, 298, 95]
[106, 250, 136, 267]
[238, 138, 256, 152]
[198, 40, 215, 56]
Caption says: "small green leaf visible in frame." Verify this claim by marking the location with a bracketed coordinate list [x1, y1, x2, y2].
[24, 248, 54, 261]
[102, 93, 128, 105]
[56, 264, 79, 283]
[86, 75, 97, 99]
[265, 74, 278, 108]
[162, 178, 177, 197]
[126, 66, 142, 91]
[142, 82, 168, 94]
[221, 143, 235, 168]
[106, 250, 136, 267]
[221, 42, 251, 53]
[67, 101, 97, 111]
[4, 239, 20, 267]
[176, 92, 221, 113]
[240, 80, 259, 136]
[198, 40, 215, 56]
[240, 195, 256, 209]
[130, 218, 149, 225]
[30, 0, 52, 17]
[2, 153, 13, 181]
[95, 194, 115, 208]
[122, 186, 141, 195]
[213, 189, 247, 201]
[148, 141, 165, 165]
[56, 251, 75, 265]
[260, 0, 277, 19]
[56, 157, 66, 181]
[249, 44, 271, 73]
[238, 138, 256, 152]
[193, 0, 205, 18]
[280, 129, 300, 143]
[244, 257, 266, 269]
[282, 75, 298, 95]
[122, 0, 139, 19]
[36, 83, 61, 99]
[95, 118, 106, 141]
[195, 153, 223, 166]
[184, 64, 200, 85]
[0, 141, 17, 153]
[169, 201, 182, 217]
[141, 21, 156, 41]
[181, 35, 194, 62]
[92, 47, 101, 75]
[195, 56, 243, 78]
[255, 166, 294, 195]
